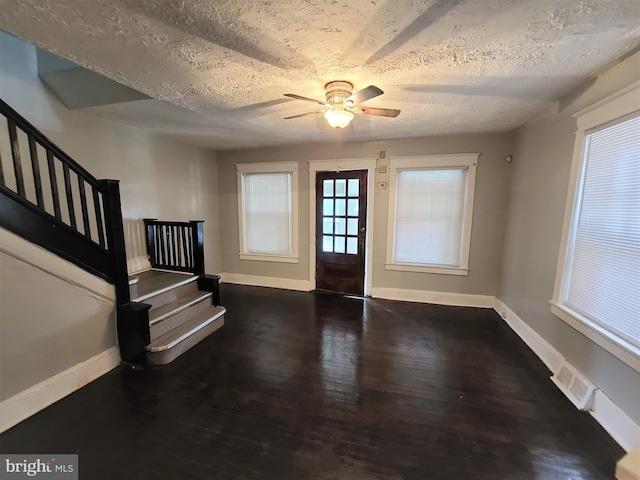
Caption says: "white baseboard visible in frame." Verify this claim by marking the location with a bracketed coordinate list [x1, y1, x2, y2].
[592, 389, 640, 453]
[494, 298, 640, 452]
[494, 298, 564, 373]
[0, 347, 121, 434]
[219, 272, 312, 292]
[371, 287, 495, 308]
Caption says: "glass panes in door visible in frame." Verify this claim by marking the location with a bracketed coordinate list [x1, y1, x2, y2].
[322, 178, 359, 254]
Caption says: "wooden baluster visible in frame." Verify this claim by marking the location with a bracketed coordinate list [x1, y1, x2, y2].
[28, 136, 45, 208]
[171, 225, 178, 267]
[78, 179, 91, 238]
[176, 226, 181, 267]
[186, 226, 193, 269]
[154, 224, 161, 266]
[143, 219, 157, 267]
[62, 164, 76, 229]
[0, 142, 4, 186]
[180, 225, 189, 268]
[46, 151, 62, 220]
[0, 143, 4, 185]
[159, 224, 167, 266]
[93, 187, 106, 248]
[167, 225, 173, 267]
[7, 119, 25, 198]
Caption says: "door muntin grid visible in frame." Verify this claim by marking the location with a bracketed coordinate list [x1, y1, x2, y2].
[322, 178, 359, 254]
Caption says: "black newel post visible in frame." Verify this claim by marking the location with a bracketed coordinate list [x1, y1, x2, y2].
[100, 179, 130, 305]
[143, 218, 157, 268]
[190, 220, 205, 276]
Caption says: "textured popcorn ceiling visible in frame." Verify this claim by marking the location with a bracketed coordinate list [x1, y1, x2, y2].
[1, 0, 639, 149]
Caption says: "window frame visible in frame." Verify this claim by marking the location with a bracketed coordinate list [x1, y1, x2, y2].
[551, 81, 640, 372]
[385, 154, 479, 276]
[236, 161, 299, 263]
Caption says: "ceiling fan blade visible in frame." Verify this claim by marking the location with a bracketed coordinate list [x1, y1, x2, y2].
[284, 111, 325, 120]
[284, 93, 327, 106]
[356, 106, 401, 118]
[347, 85, 383, 105]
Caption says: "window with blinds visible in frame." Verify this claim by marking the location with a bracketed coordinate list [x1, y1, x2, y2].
[236, 162, 299, 263]
[561, 114, 640, 350]
[393, 168, 467, 265]
[243, 172, 292, 255]
[386, 154, 478, 275]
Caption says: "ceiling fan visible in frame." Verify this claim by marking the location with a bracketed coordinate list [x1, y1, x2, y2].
[284, 81, 401, 129]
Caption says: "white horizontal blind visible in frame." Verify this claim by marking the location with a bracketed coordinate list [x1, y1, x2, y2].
[243, 172, 292, 255]
[393, 168, 467, 266]
[565, 114, 640, 349]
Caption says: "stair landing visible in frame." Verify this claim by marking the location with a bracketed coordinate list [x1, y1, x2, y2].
[129, 269, 225, 365]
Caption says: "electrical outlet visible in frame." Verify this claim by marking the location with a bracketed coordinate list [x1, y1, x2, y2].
[376, 181, 388, 190]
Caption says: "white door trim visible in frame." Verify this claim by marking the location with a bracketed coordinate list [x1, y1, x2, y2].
[308, 158, 377, 296]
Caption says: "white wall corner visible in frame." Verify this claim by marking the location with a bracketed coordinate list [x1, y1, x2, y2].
[219, 272, 312, 292]
[371, 287, 495, 308]
[127, 255, 150, 275]
[494, 298, 640, 452]
[0, 347, 121, 434]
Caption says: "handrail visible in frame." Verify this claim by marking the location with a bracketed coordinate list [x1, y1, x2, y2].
[0, 100, 103, 190]
[144, 219, 205, 275]
[0, 98, 129, 305]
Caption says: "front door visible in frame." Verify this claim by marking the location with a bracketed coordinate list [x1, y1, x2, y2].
[315, 170, 367, 295]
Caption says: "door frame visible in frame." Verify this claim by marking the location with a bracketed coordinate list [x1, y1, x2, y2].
[308, 158, 377, 296]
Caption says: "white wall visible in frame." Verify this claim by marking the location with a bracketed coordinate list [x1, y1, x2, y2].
[0, 31, 221, 273]
[0, 228, 116, 403]
[217, 133, 513, 297]
[498, 51, 640, 425]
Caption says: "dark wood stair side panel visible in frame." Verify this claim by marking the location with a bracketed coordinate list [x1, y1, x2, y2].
[0, 186, 114, 282]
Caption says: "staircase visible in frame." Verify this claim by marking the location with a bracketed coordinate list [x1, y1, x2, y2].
[130, 270, 225, 365]
[0, 98, 225, 367]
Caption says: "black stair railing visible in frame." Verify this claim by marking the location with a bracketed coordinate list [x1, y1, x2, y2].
[143, 219, 205, 275]
[0, 98, 130, 304]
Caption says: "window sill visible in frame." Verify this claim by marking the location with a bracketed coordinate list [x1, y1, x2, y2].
[385, 263, 469, 276]
[239, 253, 299, 264]
[550, 302, 640, 373]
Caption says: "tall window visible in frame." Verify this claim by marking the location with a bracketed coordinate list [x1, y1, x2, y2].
[237, 162, 298, 263]
[552, 84, 639, 370]
[386, 154, 478, 275]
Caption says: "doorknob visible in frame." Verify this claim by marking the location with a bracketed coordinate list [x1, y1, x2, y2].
[360, 227, 366, 233]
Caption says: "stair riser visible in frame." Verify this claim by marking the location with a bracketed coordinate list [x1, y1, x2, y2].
[148, 316, 224, 365]
[142, 280, 200, 311]
[150, 296, 212, 341]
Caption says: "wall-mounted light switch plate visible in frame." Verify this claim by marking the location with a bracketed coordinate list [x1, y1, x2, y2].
[377, 165, 387, 174]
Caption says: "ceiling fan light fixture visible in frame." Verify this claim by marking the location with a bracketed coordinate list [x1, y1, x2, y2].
[324, 108, 354, 129]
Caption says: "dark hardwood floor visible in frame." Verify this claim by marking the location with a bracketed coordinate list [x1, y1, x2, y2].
[0, 284, 623, 479]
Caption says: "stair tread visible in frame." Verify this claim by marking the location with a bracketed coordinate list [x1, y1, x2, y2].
[132, 269, 198, 302]
[149, 290, 212, 325]
[148, 305, 226, 352]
